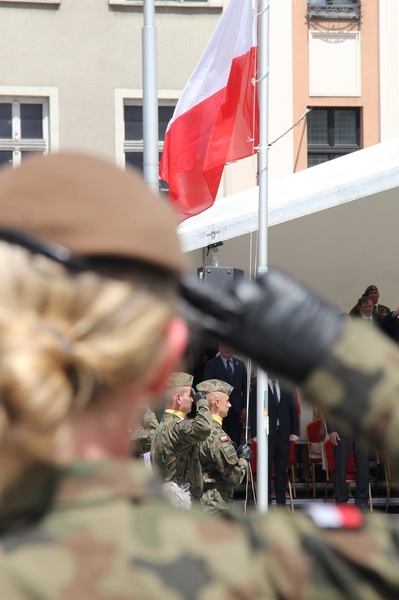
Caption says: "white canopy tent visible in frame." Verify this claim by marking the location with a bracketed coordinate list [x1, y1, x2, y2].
[178, 137, 399, 312]
[178, 137, 399, 253]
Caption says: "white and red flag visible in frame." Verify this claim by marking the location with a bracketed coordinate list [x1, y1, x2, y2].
[159, 0, 258, 222]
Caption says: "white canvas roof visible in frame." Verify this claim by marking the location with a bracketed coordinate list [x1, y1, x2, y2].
[178, 137, 399, 253]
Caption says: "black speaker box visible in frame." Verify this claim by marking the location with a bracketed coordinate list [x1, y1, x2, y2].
[198, 266, 245, 290]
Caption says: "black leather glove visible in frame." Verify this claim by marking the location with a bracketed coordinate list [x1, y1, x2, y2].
[180, 267, 344, 383]
[236, 442, 253, 462]
[191, 390, 206, 404]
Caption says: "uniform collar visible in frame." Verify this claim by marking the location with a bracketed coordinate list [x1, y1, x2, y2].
[165, 409, 185, 419]
[212, 414, 223, 426]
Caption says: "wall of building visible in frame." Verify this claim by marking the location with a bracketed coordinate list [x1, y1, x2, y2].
[379, 0, 399, 140]
[292, 0, 380, 172]
[0, 0, 220, 160]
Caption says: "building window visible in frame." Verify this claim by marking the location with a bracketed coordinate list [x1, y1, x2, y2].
[307, 107, 360, 167]
[0, 100, 49, 168]
[124, 102, 175, 191]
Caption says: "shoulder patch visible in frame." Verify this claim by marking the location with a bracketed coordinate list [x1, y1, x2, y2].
[220, 435, 229, 443]
[224, 447, 237, 458]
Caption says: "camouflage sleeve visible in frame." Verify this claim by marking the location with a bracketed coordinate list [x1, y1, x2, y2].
[209, 436, 247, 485]
[2, 459, 399, 598]
[302, 319, 399, 475]
[169, 398, 212, 450]
[249, 507, 399, 600]
[143, 410, 158, 430]
[131, 411, 158, 454]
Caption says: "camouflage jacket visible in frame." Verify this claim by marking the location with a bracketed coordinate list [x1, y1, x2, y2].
[199, 419, 247, 514]
[131, 409, 158, 455]
[151, 397, 212, 498]
[302, 319, 399, 476]
[1, 459, 399, 599]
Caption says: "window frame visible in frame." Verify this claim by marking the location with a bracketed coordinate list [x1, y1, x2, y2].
[0, 87, 59, 168]
[307, 107, 361, 167]
[115, 89, 179, 186]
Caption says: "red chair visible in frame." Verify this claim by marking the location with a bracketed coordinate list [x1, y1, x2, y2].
[322, 439, 373, 511]
[306, 418, 323, 498]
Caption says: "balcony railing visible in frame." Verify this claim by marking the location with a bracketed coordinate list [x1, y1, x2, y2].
[307, 2, 361, 21]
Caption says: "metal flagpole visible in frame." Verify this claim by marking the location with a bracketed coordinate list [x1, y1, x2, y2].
[255, 0, 270, 513]
[142, 0, 159, 193]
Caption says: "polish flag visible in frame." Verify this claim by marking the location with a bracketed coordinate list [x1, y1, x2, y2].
[159, 0, 258, 222]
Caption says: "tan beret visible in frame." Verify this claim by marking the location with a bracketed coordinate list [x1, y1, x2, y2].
[166, 372, 194, 390]
[0, 152, 186, 277]
[196, 379, 233, 395]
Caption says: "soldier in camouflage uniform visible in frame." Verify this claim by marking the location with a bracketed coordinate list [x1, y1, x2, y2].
[151, 372, 212, 500]
[2, 152, 399, 599]
[198, 379, 252, 515]
[131, 407, 158, 456]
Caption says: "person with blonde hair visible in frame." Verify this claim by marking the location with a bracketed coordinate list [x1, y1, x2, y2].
[1, 152, 399, 599]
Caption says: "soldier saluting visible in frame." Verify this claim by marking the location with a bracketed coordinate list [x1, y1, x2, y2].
[198, 379, 252, 515]
[151, 372, 212, 501]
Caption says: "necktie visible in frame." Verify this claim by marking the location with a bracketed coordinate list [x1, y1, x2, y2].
[226, 359, 233, 377]
[271, 381, 279, 405]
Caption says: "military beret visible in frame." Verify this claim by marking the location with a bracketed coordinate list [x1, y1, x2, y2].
[0, 152, 185, 277]
[365, 285, 378, 294]
[196, 379, 233, 395]
[166, 372, 194, 390]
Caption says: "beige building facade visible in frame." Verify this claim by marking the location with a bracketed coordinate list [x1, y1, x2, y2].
[0, 0, 398, 310]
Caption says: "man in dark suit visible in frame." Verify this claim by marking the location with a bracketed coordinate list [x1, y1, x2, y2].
[365, 285, 390, 318]
[354, 295, 399, 342]
[357, 295, 383, 326]
[203, 343, 248, 447]
[349, 285, 390, 318]
[325, 418, 369, 508]
[268, 378, 299, 506]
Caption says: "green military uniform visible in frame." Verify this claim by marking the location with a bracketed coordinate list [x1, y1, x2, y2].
[151, 373, 212, 500]
[302, 319, 399, 476]
[131, 408, 158, 456]
[197, 379, 248, 515]
[2, 324, 399, 597]
[1, 456, 399, 599]
[199, 418, 247, 514]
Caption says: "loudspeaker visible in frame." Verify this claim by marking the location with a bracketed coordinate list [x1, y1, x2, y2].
[197, 266, 245, 291]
